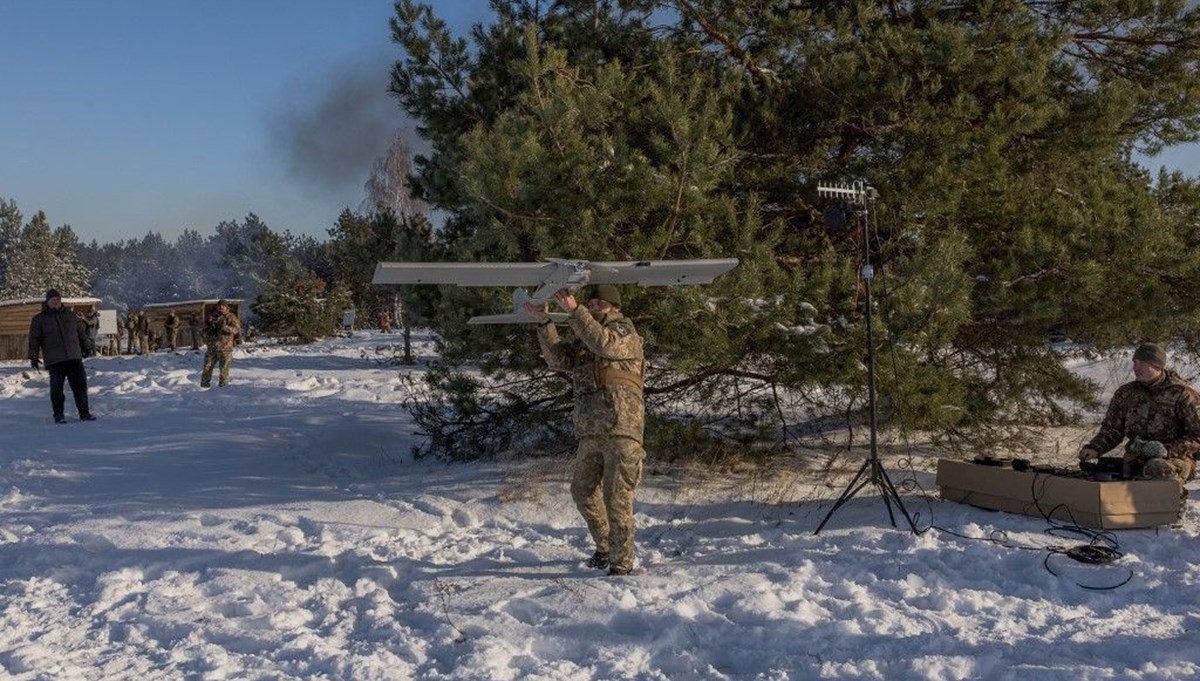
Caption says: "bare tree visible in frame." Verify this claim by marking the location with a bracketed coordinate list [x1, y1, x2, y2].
[361, 132, 428, 219]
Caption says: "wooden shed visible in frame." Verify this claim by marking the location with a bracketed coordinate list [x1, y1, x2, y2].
[0, 297, 101, 361]
[140, 299, 243, 350]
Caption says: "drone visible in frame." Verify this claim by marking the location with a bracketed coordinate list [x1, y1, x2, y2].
[372, 258, 739, 324]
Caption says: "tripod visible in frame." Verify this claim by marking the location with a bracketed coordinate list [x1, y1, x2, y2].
[813, 181, 917, 535]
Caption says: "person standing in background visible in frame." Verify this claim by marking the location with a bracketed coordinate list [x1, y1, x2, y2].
[200, 300, 241, 387]
[28, 289, 97, 423]
[188, 312, 202, 350]
[123, 313, 137, 354]
[164, 311, 180, 351]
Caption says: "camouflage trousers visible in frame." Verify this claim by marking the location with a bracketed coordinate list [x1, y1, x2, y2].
[201, 349, 233, 387]
[570, 436, 645, 573]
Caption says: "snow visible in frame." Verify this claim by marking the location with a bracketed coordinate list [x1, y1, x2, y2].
[3, 334, 1200, 680]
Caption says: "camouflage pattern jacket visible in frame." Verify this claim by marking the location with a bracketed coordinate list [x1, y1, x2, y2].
[1085, 371, 1200, 460]
[537, 306, 645, 443]
[204, 311, 241, 353]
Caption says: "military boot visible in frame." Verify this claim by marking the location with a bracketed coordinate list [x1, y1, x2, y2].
[585, 551, 609, 569]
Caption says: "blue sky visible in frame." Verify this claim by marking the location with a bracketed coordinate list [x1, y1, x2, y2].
[0, 1, 488, 244]
[1, 3, 1197, 245]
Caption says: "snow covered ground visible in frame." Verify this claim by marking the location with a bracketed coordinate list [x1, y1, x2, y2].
[3, 334, 1200, 680]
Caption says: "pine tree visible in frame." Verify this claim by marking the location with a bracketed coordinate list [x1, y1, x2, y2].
[328, 209, 437, 329]
[389, 0, 1200, 458]
[252, 264, 351, 343]
[0, 198, 23, 290]
[0, 210, 92, 299]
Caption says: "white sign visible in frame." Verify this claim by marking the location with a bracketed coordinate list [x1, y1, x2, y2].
[98, 309, 118, 335]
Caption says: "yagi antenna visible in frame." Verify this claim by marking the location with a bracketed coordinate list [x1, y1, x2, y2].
[817, 180, 875, 205]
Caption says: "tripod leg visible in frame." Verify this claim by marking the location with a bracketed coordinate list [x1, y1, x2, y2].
[814, 458, 873, 534]
[867, 460, 899, 527]
[874, 462, 918, 533]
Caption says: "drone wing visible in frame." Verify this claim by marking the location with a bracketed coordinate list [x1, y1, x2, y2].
[372, 258, 739, 325]
[467, 290, 571, 325]
[584, 258, 739, 286]
[372, 262, 560, 287]
[373, 258, 739, 288]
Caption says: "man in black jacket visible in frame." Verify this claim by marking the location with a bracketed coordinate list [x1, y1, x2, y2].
[28, 289, 97, 424]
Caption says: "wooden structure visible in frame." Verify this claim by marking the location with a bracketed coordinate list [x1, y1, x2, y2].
[0, 297, 101, 361]
[140, 299, 243, 350]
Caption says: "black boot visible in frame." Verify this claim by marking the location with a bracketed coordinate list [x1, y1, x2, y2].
[585, 551, 609, 569]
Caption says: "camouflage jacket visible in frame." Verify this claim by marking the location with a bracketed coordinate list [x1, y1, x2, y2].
[537, 306, 645, 443]
[1085, 371, 1200, 460]
[204, 311, 241, 352]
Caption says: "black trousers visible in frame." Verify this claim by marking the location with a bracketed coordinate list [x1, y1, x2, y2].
[47, 359, 90, 418]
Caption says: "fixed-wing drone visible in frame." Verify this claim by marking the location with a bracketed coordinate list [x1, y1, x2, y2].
[372, 258, 739, 324]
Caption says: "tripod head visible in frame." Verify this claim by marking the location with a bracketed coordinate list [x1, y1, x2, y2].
[819, 180, 878, 280]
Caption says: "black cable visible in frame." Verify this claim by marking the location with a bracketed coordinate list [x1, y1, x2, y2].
[854, 189, 1133, 589]
[892, 463, 1135, 589]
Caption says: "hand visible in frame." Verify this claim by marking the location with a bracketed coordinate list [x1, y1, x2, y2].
[1139, 439, 1168, 459]
[1125, 436, 1163, 460]
[553, 289, 578, 313]
[1077, 447, 1099, 461]
[523, 302, 550, 323]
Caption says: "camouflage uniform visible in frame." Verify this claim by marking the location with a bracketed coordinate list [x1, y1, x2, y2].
[188, 313, 201, 350]
[123, 314, 137, 354]
[1084, 370, 1200, 484]
[200, 307, 241, 387]
[537, 305, 645, 574]
[164, 312, 179, 351]
[135, 311, 150, 354]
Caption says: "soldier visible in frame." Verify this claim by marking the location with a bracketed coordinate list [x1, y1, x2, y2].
[188, 312, 202, 350]
[164, 311, 180, 351]
[200, 299, 241, 387]
[82, 309, 101, 354]
[123, 312, 137, 354]
[525, 284, 645, 576]
[135, 310, 150, 354]
[1078, 343, 1200, 485]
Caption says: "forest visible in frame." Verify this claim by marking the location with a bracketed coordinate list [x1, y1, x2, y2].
[5, 0, 1200, 461]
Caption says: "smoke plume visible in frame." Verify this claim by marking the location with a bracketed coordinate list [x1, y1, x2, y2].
[269, 54, 416, 197]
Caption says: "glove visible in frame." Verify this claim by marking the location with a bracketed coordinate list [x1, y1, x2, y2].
[1128, 437, 1167, 460]
[30, 358, 40, 369]
[1141, 440, 1168, 459]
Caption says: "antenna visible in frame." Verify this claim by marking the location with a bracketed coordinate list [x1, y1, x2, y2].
[814, 181, 916, 535]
